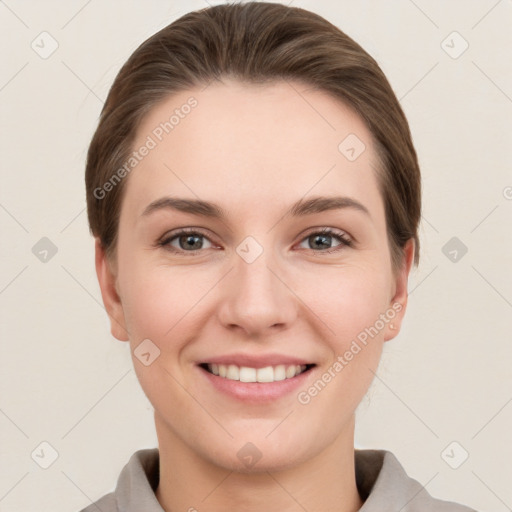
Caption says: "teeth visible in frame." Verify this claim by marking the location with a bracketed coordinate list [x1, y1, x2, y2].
[206, 363, 308, 383]
[273, 365, 286, 381]
[226, 364, 239, 380]
[239, 366, 256, 382]
[286, 365, 297, 379]
[255, 366, 273, 383]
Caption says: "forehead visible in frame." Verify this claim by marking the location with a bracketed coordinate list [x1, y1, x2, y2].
[122, 79, 384, 225]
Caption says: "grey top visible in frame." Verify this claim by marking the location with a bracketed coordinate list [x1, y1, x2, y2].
[79, 448, 476, 511]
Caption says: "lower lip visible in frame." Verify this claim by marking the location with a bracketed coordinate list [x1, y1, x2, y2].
[198, 365, 314, 403]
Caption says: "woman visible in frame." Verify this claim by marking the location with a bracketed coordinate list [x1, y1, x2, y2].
[82, 2, 476, 510]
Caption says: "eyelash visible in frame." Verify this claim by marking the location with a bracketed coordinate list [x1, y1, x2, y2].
[157, 227, 353, 256]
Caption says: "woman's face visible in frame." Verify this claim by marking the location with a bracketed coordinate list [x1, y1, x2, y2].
[96, 79, 413, 471]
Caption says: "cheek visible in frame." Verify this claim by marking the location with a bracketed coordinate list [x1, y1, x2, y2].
[118, 259, 222, 354]
[294, 265, 389, 395]
[294, 270, 388, 420]
[120, 250, 392, 347]
[118, 262, 208, 404]
[296, 262, 391, 341]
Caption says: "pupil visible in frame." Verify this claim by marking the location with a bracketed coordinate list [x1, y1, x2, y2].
[182, 235, 201, 250]
[313, 234, 330, 249]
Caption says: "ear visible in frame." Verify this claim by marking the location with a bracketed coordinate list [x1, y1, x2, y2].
[384, 238, 415, 342]
[95, 238, 130, 342]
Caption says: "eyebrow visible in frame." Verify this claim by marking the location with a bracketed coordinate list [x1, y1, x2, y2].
[140, 195, 370, 220]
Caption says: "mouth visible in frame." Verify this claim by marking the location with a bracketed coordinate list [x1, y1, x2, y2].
[199, 363, 316, 383]
[196, 354, 317, 402]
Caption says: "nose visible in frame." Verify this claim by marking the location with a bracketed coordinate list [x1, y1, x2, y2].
[216, 242, 297, 338]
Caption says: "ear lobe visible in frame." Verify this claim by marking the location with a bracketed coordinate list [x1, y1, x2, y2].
[94, 238, 130, 342]
[384, 239, 415, 342]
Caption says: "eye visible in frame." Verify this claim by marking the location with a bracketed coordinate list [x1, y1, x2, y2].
[158, 228, 214, 255]
[158, 227, 353, 256]
[297, 228, 353, 254]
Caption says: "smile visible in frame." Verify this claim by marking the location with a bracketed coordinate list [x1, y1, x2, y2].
[202, 363, 312, 383]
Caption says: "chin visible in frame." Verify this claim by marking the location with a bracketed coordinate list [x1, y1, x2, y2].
[204, 430, 314, 474]
[219, 449, 308, 474]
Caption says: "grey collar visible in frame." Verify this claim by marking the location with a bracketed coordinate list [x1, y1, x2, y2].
[88, 447, 475, 511]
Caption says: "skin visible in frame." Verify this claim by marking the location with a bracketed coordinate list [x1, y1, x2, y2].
[96, 78, 414, 512]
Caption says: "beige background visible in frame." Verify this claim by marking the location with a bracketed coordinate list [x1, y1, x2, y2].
[1, 1, 511, 510]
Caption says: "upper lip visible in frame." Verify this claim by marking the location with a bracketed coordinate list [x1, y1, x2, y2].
[199, 353, 315, 369]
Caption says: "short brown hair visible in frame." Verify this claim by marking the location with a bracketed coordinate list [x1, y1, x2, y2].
[85, 1, 421, 271]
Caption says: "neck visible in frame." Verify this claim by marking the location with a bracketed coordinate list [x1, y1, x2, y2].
[154, 414, 363, 512]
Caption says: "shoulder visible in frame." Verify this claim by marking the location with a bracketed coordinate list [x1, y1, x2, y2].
[75, 448, 160, 512]
[356, 449, 478, 511]
[78, 492, 117, 512]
